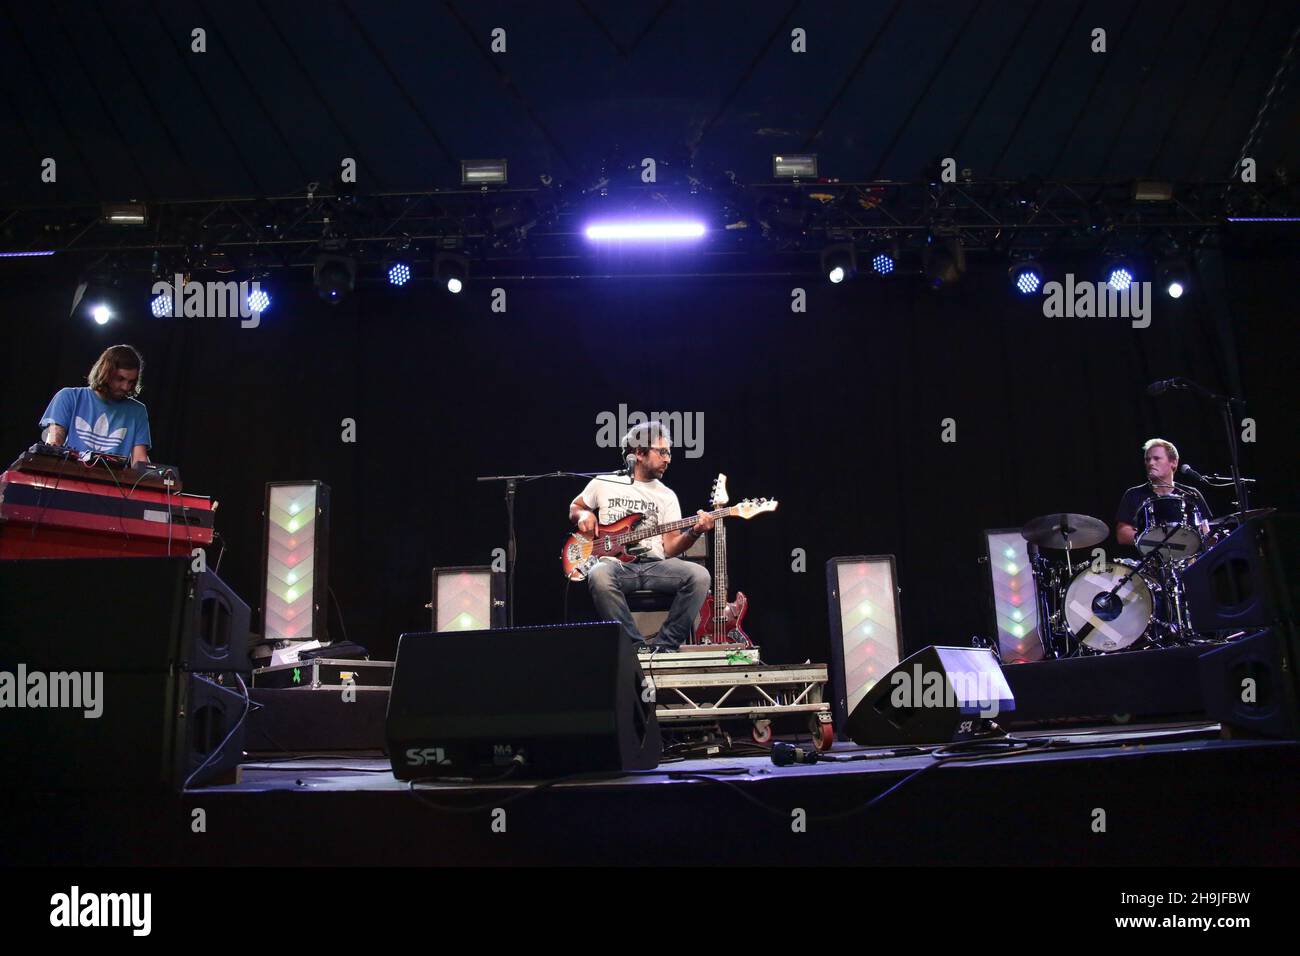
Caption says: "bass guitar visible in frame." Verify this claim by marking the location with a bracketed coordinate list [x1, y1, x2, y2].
[561, 496, 778, 582]
[694, 474, 752, 646]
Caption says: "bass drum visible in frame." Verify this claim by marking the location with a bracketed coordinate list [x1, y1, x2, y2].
[1065, 559, 1156, 653]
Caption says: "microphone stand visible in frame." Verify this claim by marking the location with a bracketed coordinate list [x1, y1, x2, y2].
[1154, 378, 1251, 513]
[475, 469, 632, 627]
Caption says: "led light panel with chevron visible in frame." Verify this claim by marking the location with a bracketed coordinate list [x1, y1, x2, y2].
[265, 484, 320, 641]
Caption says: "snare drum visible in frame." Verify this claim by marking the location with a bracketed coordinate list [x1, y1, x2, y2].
[1065, 559, 1157, 652]
[1136, 494, 1203, 565]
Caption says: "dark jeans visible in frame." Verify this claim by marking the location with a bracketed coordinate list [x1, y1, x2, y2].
[587, 557, 710, 647]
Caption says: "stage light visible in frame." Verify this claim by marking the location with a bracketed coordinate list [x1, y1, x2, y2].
[868, 239, 901, 277]
[0, 249, 55, 257]
[101, 202, 148, 226]
[261, 482, 331, 643]
[460, 159, 508, 186]
[487, 199, 536, 239]
[924, 236, 965, 291]
[248, 287, 271, 313]
[583, 221, 706, 240]
[1158, 258, 1190, 298]
[1132, 181, 1174, 202]
[772, 154, 817, 179]
[71, 279, 121, 320]
[150, 292, 172, 317]
[820, 244, 856, 284]
[435, 252, 468, 293]
[1103, 257, 1136, 291]
[387, 261, 411, 287]
[982, 530, 1043, 663]
[429, 566, 507, 632]
[313, 252, 355, 303]
[826, 556, 904, 741]
[1009, 260, 1043, 295]
[755, 193, 810, 235]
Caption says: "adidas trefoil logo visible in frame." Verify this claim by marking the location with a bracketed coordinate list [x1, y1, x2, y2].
[74, 414, 128, 452]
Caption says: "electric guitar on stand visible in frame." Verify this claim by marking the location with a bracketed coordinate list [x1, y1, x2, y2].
[694, 474, 753, 646]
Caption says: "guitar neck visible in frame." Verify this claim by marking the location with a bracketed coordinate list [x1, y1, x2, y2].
[621, 505, 735, 543]
[713, 517, 727, 639]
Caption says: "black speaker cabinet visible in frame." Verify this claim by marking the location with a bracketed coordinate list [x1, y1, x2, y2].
[0, 556, 251, 673]
[847, 645, 1015, 745]
[386, 622, 661, 779]
[0, 557, 251, 789]
[1180, 514, 1299, 634]
[0, 669, 245, 791]
[1001, 646, 1205, 725]
[1198, 627, 1300, 739]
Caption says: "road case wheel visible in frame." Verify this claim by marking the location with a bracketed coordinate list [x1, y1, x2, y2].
[810, 717, 835, 752]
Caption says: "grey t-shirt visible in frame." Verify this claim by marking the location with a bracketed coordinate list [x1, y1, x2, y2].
[578, 475, 682, 560]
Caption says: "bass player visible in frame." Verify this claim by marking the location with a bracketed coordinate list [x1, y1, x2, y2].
[568, 422, 713, 652]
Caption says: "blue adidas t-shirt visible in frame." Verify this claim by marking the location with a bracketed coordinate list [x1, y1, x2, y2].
[39, 387, 152, 457]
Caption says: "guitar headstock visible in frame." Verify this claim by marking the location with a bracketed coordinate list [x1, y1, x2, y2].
[710, 473, 729, 507]
[732, 497, 778, 519]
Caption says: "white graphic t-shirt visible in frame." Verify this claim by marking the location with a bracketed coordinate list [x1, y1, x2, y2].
[579, 475, 682, 561]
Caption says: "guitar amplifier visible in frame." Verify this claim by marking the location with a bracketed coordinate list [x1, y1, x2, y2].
[252, 659, 394, 690]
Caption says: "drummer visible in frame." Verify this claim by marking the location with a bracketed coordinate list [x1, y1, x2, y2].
[1115, 438, 1211, 547]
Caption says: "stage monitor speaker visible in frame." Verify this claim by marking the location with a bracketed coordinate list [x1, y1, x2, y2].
[1180, 514, 1298, 634]
[826, 556, 904, 741]
[429, 565, 506, 632]
[386, 622, 661, 779]
[0, 556, 250, 672]
[0, 669, 246, 791]
[981, 529, 1044, 663]
[261, 481, 330, 643]
[0, 556, 251, 789]
[847, 645, 1015, 745]
[1197, 627, 1300, 739]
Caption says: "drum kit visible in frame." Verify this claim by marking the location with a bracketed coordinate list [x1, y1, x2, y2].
[1019, 499, 1275, 658]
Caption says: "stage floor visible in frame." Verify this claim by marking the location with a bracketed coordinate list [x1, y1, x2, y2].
[7, 721, 1297, 866]
[217, 722, 1238, 794]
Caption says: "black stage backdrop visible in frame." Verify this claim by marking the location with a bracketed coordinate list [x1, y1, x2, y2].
[2, 250, 1296, 664]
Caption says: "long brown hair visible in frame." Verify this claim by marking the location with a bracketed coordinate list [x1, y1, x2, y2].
[87, 345, 144, 397]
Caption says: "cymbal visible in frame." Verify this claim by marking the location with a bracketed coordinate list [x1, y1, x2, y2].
[1021, 513, 1110, 549]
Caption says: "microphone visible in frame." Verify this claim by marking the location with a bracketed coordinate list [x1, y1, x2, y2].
[617, 453, 636, 476]
[1146, 378, 1183, 396]
[771, 741, 821, 766]
[1178, 463, 1205, 483]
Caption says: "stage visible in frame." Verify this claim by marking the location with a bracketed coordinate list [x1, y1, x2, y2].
[5, 721, 1297, 867]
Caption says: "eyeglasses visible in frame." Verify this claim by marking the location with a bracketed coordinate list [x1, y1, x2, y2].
[648, 447, 673, 458]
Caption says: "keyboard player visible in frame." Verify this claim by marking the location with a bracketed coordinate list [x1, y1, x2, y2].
[38, 345, 153, 464]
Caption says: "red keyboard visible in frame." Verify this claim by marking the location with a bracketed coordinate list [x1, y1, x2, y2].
[0, 445, 214, 559]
